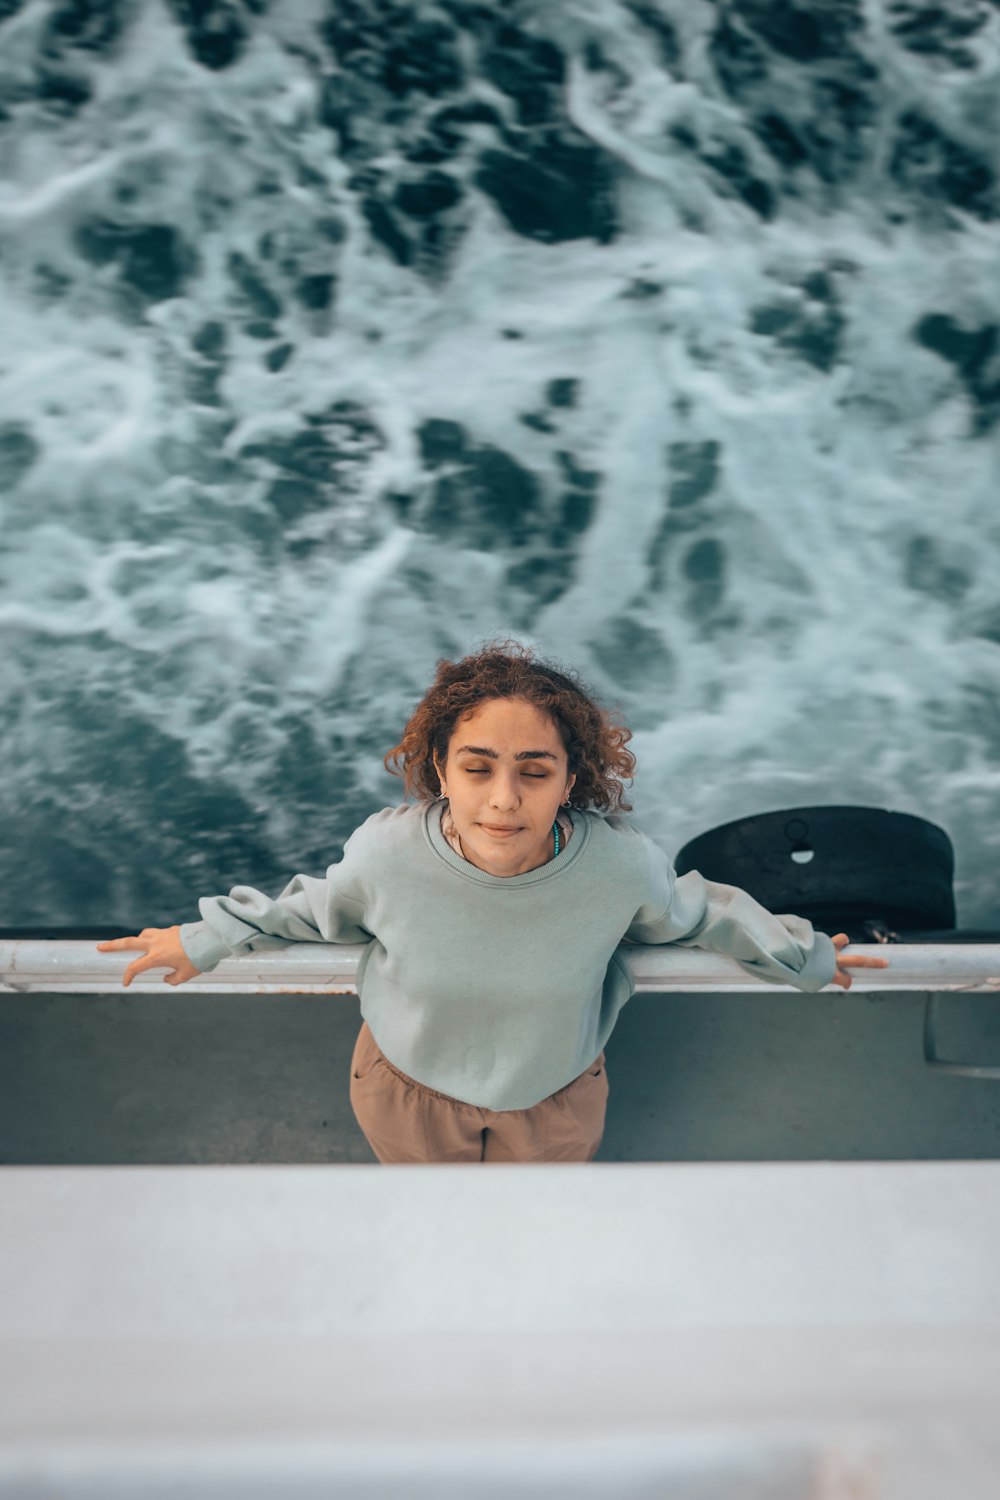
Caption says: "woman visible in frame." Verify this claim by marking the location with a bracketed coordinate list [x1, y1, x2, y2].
[97, 638, 889, 1163]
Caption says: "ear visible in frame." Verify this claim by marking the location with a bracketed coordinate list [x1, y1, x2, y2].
[565, 771, 577, 799]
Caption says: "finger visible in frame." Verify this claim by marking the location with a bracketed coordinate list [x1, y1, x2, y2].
[97, 937, 149, 951]
[122, 954, 164, 987]
[831, 971, 852, 989]
[838, 954, 891, 967]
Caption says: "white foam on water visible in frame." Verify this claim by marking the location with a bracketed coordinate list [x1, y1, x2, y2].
[1, 0, 998, 923]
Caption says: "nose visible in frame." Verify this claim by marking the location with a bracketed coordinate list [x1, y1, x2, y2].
[488, 771, 520, 811]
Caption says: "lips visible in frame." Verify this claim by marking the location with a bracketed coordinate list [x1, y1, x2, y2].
[480, 824, 521, 834]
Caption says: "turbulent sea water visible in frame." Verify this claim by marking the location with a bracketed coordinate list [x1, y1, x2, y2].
[1, 0, 998, 928]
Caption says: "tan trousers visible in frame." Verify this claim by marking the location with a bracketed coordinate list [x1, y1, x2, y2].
[350, 1020, 609, 1164]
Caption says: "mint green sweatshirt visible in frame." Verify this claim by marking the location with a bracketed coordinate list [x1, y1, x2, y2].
[179, 800, 838, 1111]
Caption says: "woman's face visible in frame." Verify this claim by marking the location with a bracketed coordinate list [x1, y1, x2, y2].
[433, 697, 576, 877]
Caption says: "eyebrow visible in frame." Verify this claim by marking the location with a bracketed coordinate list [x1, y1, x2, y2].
[455, 745, 559, 762]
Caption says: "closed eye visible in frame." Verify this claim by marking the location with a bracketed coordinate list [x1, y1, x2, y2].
[465, 769, 547, 778]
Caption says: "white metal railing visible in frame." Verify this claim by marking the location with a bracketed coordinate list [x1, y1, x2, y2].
[2, 939, 998, 994]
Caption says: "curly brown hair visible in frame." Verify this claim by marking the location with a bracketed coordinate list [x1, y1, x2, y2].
[384, 637, 636, 813]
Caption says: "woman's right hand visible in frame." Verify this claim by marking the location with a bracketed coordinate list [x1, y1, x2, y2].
[96, 926, 203, 987]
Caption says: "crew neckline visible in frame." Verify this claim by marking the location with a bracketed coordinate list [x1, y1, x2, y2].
[423, 799, 590, 886]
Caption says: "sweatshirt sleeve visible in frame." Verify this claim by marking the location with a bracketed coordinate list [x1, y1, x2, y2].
[625, 836, 838, 993]
[177, 826, 374, 975]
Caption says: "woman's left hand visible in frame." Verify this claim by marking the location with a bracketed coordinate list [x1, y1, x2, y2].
[829, 932, 891, 989]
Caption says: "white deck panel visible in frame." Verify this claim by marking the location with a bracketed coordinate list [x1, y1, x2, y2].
[1, 1162, 999, 1497]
